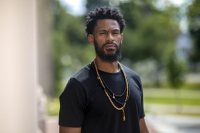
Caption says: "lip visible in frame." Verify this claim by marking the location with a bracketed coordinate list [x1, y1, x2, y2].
[105, 43, 116, 48]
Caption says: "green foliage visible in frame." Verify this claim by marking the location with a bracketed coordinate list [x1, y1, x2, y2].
[120, 0, 179, 63]
[119, 0, 180, 86]
[86, 0, 110, 12]
[187, 0, 200, 63]
[166, 51, 186, 88]
[51, 0, 94, 97]
[47, 98, 59, 116]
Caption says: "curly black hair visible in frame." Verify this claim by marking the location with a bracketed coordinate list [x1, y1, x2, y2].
[85, 7, 126, 35]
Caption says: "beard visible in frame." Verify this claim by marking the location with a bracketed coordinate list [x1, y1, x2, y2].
[94, 40, 122, 62]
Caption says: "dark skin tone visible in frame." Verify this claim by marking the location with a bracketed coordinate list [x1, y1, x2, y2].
[60, 19, 149, 133]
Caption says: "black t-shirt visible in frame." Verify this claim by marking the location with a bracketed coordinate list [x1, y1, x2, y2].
[59, 63, 145, 133]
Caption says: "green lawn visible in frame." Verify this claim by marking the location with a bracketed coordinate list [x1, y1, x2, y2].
[144, 97, 200, 105]
[143, 88, 200, 116]
[47, 88, 200, 116]
[144, 88, 200, 105]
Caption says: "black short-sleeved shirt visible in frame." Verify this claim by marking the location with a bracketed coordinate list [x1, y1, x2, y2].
[59, 63, 145, 133]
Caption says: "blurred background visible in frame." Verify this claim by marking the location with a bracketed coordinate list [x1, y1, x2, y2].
[0, 0, 199, 133]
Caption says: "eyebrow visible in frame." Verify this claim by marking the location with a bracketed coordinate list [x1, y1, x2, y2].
[98, 28, 120, 32]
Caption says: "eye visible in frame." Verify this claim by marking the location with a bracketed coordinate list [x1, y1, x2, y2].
[113, 31, 120, 35]
[114, 32, 120, 34]
[112, 30, 120, 35]
[99, 32, 105, 35]
[99, 31, 107, 35]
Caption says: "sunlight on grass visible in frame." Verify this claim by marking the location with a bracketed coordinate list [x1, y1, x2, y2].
[47, 88, 200, 116]
[144, 97, 200, 105]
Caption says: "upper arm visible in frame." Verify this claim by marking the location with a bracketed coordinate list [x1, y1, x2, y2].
[59, 78, 86, 127]
[59, 126, 81, 133]
[139, 118, 149, 133]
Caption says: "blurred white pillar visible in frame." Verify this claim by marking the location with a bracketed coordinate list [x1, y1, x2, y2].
[0, 0, 38, 133]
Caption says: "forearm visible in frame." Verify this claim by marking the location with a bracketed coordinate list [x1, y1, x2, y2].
[59, 126, 81, 133]
[139, 118, 149, 133]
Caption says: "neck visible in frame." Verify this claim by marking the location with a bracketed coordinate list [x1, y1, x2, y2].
[94, 57, 120, 73]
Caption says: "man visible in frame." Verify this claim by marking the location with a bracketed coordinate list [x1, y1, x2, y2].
[59, 7, 149, 133]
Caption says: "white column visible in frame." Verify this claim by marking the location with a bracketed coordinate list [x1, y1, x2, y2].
[0, 0, 38, 133]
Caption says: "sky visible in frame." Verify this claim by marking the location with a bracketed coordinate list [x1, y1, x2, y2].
[60, 0, 187, 16]
[60, 0, 86, 16]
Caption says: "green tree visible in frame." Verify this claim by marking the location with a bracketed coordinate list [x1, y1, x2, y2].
[86, 0, 110, 12]
[52, 0, 94, 96]
[187, 0, 200, 65]
[166, 51, 186, 88]
[120, 0, 179, 61]
[166, 51, 186, 113]
[119, 0, 179, 86]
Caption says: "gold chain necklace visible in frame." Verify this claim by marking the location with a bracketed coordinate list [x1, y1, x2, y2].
[93, 60, 129, 121]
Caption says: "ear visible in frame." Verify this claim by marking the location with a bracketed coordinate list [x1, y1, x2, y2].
[87, 34, 94, 45]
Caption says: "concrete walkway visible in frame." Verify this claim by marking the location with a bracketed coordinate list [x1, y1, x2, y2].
[146, 114, 200, 133]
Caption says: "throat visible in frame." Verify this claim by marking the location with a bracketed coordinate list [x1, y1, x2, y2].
[94, 58, 120, 73]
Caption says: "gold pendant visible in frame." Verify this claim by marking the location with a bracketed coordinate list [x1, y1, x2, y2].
[113, 94, 115, 99]
[122, 108, 125, 121]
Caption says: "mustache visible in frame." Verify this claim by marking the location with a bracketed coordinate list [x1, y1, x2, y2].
[103, 42, 118, 47]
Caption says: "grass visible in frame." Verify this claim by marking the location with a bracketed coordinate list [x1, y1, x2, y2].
[144, 88, 200, 105]
[144, 88, 200, 116]
[144, 97, 200, 105]
[47, 88, 200, 116]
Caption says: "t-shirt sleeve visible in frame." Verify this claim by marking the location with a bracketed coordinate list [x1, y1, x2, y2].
[59, 78, 86, 127]
[138, 77, 145, 118]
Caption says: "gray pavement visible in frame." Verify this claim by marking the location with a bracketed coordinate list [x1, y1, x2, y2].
[146, 113, 200, 133]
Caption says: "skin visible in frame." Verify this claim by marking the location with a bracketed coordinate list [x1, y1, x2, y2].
[60, 19, 149, 133]
[91, 19, 123, 72]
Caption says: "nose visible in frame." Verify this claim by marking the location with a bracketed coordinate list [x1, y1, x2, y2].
[106, 33, 114, 42]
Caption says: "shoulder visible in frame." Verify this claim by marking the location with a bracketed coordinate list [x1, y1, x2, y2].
[121, 64, 142, 87]
[69, 63, 97, 89]
[62, 63, 98, 100]
[121, 64, 140, 80]
[60, 64, 93, 100]
[71, 63, 93, 82]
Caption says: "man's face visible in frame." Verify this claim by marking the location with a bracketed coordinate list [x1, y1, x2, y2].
[88, 19, 123, 62]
